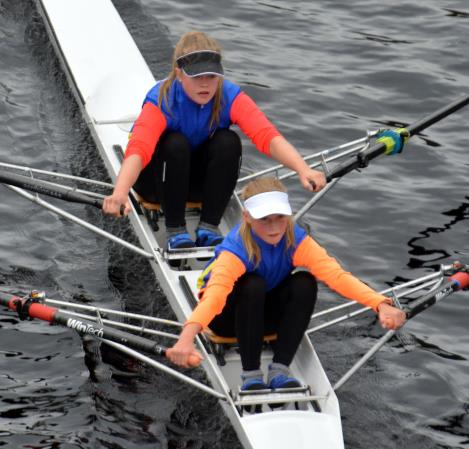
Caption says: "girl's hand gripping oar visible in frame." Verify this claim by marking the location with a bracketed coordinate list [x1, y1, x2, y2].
[166, 344, 204, 369]
[166, 322, 204, 369]
[102, 192, 131, 217]
[334, 264, 469, 391]
[377, 301, 407, 330]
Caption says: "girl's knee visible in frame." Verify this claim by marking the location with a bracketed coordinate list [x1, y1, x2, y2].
[238, 273, 265, 291]
[209, 129, 242, 161]
[291, 271, 318, 295]
[213, 128, 241, 144]
[159, 132, 191, 162]
[235, 273, 266, 302]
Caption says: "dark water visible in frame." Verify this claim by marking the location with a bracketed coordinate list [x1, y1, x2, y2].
[1, 0, 468, 448]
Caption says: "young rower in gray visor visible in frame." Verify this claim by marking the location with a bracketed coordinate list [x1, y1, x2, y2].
[103, 31, 326, 250]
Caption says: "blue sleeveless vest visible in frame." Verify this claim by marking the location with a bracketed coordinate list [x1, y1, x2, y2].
[144, 79, 241, 149]
[199, 223, 308, 291]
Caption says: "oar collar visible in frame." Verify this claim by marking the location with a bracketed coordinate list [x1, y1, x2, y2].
[13, 290, 46, 320]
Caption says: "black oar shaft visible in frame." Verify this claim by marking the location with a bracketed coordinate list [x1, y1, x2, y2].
[406, 280, 457, 319]
[327, 94, 469, 181]
[407, 94, 469, 136]
[0, 170, 103, 209]
[406, 271, 469, 320]
[0, 292, 166, 358]
[54, 311, 167, 356]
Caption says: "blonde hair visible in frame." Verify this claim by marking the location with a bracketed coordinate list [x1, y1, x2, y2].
[159, 31, 223, 130]
[240, 177, 295, 267]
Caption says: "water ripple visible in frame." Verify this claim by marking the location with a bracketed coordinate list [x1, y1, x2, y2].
[0, 0, 468, 448]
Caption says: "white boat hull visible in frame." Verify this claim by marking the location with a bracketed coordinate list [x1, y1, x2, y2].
[36, 1, 344, 447]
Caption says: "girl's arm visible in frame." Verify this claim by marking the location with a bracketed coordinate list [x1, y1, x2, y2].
[103, 102, 167, 216]
[269, 136, 326, 192]
[167, 251, 246, 367]
[102, 155, 142, 216]
[293, 236, 406, 329]
[186, 251, 246, 328]
[230, 93, 325, 192]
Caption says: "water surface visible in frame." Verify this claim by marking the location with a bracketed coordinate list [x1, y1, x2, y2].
[0, 0, 468, 447]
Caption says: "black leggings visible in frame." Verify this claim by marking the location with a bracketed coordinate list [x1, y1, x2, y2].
[133, 129, 242, 228]
[209, 272, 318, 371]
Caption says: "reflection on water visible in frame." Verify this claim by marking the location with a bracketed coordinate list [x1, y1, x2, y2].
[408, 197, 469, 270]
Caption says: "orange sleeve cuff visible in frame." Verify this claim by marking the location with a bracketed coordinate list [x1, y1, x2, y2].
[230, 92, 281, 156]
[124, 102, 167, 168]
[293, 237, 387, 312]
[186, 251, 246, 328]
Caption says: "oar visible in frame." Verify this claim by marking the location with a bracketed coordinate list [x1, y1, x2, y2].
[327, 94, 469, 181]
[334, 268, 469, 391]
[0, 170, 103, 208]
[0, 291, 201, 367]
[406, 269, 469, 319]
[0, 169, 127, 215]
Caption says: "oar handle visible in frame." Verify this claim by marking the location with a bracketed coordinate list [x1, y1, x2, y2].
[0, 292, 200, 367]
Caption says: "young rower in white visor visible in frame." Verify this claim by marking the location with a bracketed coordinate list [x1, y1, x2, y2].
[167, 177, 406, 393]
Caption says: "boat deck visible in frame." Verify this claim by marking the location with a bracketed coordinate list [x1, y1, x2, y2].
[37, 1, 345, 448]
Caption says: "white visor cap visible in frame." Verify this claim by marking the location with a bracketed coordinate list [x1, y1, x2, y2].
[244, 191, 292, 219]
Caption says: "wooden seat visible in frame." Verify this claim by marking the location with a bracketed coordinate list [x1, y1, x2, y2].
[134, 192, 202, 212]
[204, 328, 277, 345]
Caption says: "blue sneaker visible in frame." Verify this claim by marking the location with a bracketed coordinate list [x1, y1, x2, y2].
[268, 374, 302, 390]
[195, 228, 223, 247]
[241, 378, 268, 391]
[241, 378, 267, 413]
[167, 232, 195, 250]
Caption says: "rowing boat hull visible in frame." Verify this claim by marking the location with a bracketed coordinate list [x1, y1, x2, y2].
[36, 1, 344, 447]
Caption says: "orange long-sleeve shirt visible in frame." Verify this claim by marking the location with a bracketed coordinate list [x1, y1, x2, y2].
[124, 91, 281, 168]
[187, 235, 387, 329]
